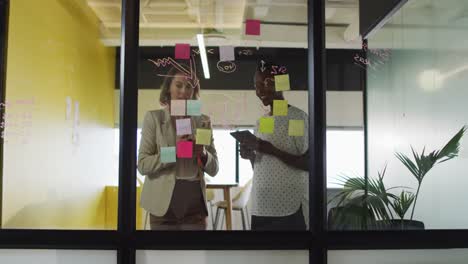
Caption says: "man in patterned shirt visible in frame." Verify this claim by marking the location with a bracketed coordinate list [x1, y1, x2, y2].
[240, 60, 309, 230]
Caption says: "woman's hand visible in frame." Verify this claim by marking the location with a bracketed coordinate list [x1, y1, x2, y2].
[193, 144, 207, 159]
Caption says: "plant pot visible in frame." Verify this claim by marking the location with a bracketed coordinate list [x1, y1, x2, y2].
[369, 220, 425, 230]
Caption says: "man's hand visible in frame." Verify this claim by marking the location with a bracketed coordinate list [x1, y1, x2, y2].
[255, 138, 276, 155]
[240, 142, 256, 160]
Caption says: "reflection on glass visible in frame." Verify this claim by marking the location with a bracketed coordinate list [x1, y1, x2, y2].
[329, 0, 468, 230]
[3, 0, 119, 229]
[136, 0, 309, 231]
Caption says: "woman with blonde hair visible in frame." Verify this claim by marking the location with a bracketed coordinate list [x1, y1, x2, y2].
[138, 63, 218, 230]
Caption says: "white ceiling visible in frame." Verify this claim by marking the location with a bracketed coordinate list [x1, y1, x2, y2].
[85, 0, 362, 48]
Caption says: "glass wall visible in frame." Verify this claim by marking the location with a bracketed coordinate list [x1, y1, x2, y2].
[329, 249, 468, 264]
[365, 0, 468, 230]
[326, 0, 468, 231]
[2, 0, 120, 229]
[324, 0, 365, 230]
[133, 0, 310, 231]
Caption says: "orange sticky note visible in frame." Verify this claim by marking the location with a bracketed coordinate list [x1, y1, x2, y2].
[196, 128, 212, 145]
[273, 100, 288, 116]
[288, 120, 304, 136]
[259, 117, 274, 134]
[274, 74, 290, 91]
[175, 44, 191, 59]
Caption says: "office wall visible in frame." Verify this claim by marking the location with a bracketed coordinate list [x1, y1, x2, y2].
[367, 0, 468, 228]
[3, 0, 116, 228]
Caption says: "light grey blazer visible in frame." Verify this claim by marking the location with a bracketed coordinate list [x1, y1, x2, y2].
[137, 108, 219, 217]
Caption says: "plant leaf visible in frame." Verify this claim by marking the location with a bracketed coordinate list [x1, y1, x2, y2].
[436, 126, 466, 163]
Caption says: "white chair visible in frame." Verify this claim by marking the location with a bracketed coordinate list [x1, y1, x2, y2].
[214, 179, 253, 230]
[205, 188, 216, 230]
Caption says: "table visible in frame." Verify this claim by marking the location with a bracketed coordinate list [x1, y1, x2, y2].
[206, 183, 238, 230]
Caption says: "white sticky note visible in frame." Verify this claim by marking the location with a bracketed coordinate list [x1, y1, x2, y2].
[176, 118, 192, 136]
[219, 46, 235, 62]
[171, 100, 186, 116]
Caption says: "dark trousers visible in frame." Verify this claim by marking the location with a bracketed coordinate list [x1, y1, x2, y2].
[251, 206, 306, 231]
[150, 180, 207, 230]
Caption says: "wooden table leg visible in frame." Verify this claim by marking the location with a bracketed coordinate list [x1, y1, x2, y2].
[223, 187, 233, 230]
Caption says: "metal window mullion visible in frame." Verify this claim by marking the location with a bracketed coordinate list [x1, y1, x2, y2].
[118, 0, 139, 263]
[308, 0, 327, 263]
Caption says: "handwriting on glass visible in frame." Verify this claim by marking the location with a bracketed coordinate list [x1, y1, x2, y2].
[353, 42, 392, 72]
[271, 65, 287, 75]
[237, 49, 254, 56]
[148, 57, 200, 89]
[217, 61, 237, 73]
[192, 48, 215, 56]
[1, 98, 35, 145]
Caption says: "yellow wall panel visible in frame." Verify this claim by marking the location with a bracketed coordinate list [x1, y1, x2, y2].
[3, 0, 117, 229]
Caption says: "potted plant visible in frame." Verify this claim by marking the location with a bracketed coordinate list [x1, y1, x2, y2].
[328, 126, 466, 230]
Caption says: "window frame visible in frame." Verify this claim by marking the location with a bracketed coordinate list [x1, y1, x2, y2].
[2, 1, 467, 264]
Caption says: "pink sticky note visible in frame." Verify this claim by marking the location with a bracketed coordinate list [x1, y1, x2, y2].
[175, 44, 191, 59]
[177, 141, 193, 158]
[246, 19, 261, 36]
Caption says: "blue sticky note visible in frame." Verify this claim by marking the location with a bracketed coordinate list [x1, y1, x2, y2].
[187, 100, 202, 116]
[160, 147, 176, 163]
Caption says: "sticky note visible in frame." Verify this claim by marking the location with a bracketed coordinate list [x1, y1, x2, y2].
[160, 147, 176, 163]
[175, 43, 191, 59]
[176, 118, 192, 136]
[177, 141, 193, 158]
[259, 117, 274, 134]
[219, 46, 235, 61]
[187, 100, 202, 116]
[274, 74, 290, 91]
[273, 100, 288, 116]
[246, 19, 261, 35]
[196, 128, 212, 145]
[171, 100, 186, 116]
[288, 120, 304, 136]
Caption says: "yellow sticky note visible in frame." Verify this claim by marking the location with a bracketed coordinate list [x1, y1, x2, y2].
[288, 120, 304, 136]
[196, 128, 212, 145]
[273, 100, 288, 116]
[259, 117, 275, 134]
[274, 74, 290, 91]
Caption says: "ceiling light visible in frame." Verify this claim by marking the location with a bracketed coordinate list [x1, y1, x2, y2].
[197, 34, 210, 79]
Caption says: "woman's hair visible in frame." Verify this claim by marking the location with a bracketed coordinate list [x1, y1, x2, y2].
[159, 63, 200, 106]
